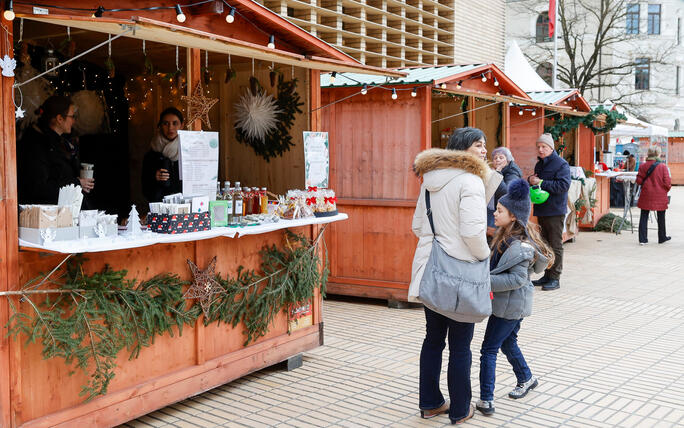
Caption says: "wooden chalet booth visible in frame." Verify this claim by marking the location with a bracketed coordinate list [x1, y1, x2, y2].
[0, 2, 397, 426]
[668, 132, 684, 184]
[513, 90, 610, 230]
[319, 64, 531, 302]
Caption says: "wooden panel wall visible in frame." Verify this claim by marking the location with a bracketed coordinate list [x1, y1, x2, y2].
[473, 98, 503, 154]
[509, 110, 545, 178]
[578, 125, 596, 170]
[13, 228, 319, 426]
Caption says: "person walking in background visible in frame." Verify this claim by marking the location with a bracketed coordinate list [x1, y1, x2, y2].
[409, 128, 491, 424]
[624, 150, 637, 172]
[527, 133, 570, 291]
[636, 145, 671, 245]
[492, 147, 523, 186]
[476, 179, 554, 416]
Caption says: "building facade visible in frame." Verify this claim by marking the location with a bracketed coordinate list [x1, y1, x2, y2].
[507, 0, 684, 131]
[256, 0, 507, 68]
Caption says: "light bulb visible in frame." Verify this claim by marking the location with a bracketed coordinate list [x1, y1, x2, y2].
[226, 7, 235, 23]
[493, 77, 499, 87]
[267, 35, 275, 49]
[391, 88, 398, 100]
[329, 71, 336, 84]
[411, 87, 418, 97]
[518, 109, 523, 116]
[92, 6, 105, 18]
[361, 84, 368, 95]
[456, 80, 462, 89]
[532, 110, 537, 116]
[481, 73, 487, 82]
[175, 5, 186, 22]
[440, 83, 446, 89]
[496, 91, 501, 96]
[3, 0, 14, 21]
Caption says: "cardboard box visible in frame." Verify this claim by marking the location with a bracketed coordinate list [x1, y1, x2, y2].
[19, 227, 79, 245]
[146, 212, 211, 234]
[19, 206, 73, 229]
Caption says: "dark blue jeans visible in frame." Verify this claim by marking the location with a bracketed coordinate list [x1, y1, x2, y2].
[479, 315, 532, 401]
[419, 307, 474, 420]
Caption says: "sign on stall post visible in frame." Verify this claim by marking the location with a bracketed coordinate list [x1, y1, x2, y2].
[178, 130, 220, 199]
[303, 131, 329, 188]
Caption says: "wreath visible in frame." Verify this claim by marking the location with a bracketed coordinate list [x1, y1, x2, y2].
[545, 106, 627, 146]
[235, 74, 304, 161]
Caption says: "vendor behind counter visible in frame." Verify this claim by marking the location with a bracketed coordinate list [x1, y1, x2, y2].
[17, 95, 95, 208]
[142, 107, 183, 202]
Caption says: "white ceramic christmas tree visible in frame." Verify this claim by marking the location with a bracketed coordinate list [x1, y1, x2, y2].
[126, 205, 142, 236]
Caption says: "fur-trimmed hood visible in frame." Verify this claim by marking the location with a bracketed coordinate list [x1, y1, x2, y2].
[413, 148, 488, 182]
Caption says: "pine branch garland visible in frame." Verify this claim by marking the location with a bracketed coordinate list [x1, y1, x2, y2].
[4, 231, 327, 401]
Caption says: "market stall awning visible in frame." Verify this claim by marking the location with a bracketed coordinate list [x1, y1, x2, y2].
[18, 14, 404, 77]
[504, 40, 554, 92]
[611, 114, 668, 138]
[527, 89, 592, 113]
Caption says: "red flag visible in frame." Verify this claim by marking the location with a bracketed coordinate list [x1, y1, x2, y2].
[549, 0, 556, 38]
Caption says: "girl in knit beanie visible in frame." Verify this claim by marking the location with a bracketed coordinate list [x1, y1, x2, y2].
[476, 179, 554, 416]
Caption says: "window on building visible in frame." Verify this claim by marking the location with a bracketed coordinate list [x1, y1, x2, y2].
[537, 62, 553, 86]
[287, 7, 295, 17]
[648, 4, 661, 35]
[536, 12, 551, 42]
[626, 4, 640, 34]
[635, 58, 650, 90]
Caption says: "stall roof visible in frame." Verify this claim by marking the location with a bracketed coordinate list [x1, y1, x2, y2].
[320, 64, 484, 87]
[527, 89, 592, 112]
[17, 13, 403, 77]
[611, 113, 668, 137]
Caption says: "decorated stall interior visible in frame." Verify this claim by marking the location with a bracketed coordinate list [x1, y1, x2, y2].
[0, 2, 395, 426]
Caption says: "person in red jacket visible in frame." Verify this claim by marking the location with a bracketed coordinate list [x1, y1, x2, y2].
[636, 145, 671, 245]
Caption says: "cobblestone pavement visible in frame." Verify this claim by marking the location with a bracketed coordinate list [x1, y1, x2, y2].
[123, 188, 684, 428]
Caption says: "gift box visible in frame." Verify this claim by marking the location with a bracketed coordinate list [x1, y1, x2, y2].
[147, 212, 211, 234]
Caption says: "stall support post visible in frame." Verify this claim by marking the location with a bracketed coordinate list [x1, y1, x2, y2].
[187, 48, 202, 132]
[309, 69, 321, 132]
[420, 86, 431, 150]
[468, 96, 475, 128]
[0, 12, 18, 427]
[503, 102, 511, 148]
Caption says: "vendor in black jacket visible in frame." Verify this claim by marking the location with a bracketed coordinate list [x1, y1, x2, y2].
[17, 95, 95, 205]
[142, 108, 184, 202]
[527, 133, 571, 291]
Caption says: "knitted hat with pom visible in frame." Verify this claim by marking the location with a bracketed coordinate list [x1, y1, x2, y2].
[498, 179, 531, 226]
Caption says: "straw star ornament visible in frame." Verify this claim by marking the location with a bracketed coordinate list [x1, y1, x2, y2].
[183, 256, 224, 317]
[182, 81, 218, 129]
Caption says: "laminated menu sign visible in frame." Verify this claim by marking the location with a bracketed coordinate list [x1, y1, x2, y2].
[303, 131, 329, 188]
[178, 130, 220, 199]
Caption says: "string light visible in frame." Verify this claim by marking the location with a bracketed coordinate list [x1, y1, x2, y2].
[456, 80, 462, 89]
[267, 35, 275, 49]
[226, 6, 235, 23]
[3, 0, 15, 21]
[518, 109, 524, 116]
[92, 6, 105, 18]
[481, 73, 487, 82]
[411, 87, 417, 97]
[440, 82, 446, 89]
[329, 71, 337, 84]
[391, 88, 398, 100]
[361, 84, 368, 95]
[493, 77, 499, 87]
[532, 110, 537, 116]
[175, 4, 186, 22]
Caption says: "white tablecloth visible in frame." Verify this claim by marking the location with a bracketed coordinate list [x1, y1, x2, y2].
[19, 214, 348, 254]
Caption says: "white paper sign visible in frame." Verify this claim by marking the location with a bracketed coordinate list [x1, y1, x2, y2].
[303, 131, 329, 188]
[178, 130, 220, 199]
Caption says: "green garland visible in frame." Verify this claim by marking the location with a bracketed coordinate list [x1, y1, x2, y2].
[545, 106, 627, 147]
[235, 74, 304, 161]
[5, 231, 327, 401]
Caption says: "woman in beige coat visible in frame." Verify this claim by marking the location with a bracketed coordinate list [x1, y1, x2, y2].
[410, 127, 490, 424]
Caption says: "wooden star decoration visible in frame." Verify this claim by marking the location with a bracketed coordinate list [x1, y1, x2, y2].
[183, 256, 224, 317]
[181, 81, 218, 129]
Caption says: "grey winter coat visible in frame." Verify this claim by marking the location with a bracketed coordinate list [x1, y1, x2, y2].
[489, 239, 549, 320]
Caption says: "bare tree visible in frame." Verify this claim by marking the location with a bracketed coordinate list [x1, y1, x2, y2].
[509, 0, 676, 117]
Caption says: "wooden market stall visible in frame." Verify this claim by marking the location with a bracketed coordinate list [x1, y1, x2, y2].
[319, 64, 531, 302]
[668, 132, 684, 184]
[0, 2, 400, 427]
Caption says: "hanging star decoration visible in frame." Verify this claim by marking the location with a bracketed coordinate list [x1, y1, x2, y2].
[183, 256, 224, 317]
[15, 106, 25, 119]
[181, 81, 218, 129]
